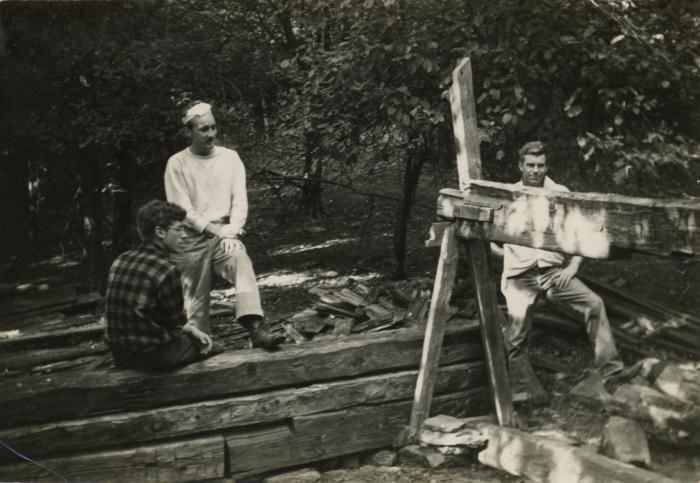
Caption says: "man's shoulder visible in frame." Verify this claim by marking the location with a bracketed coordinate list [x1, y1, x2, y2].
[166, 148, 191, 166]
[215, 146, 243, 163]
[111, 246, 175, 280]
[543, 176, 569, 192]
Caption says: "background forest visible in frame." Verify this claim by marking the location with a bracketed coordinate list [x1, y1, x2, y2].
[1, 0, 699, 287]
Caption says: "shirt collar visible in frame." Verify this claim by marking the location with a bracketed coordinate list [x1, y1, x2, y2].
[515, 176, 557, 188]
[140, 239, 168, 255]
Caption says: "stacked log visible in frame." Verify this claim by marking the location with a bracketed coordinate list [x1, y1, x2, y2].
[0, 323, 488, 481]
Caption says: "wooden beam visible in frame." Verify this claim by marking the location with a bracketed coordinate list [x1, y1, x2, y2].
[0, 321, 104, 352]
[0, 325, 482, 428]
[0, 362, 486, 460]
[439, 181, 700, 258]
[409, 225, 460, 438]
[0, 435, 225, 482]
[449, 57, 482, 189]
[466, 236, 514, 426]
[447, 56, 515, 427]
[227, 389, 486, 479]
[478, 424, 678, 483]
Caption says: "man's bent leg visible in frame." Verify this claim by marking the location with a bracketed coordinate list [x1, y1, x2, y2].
[170, 232, 216, 334]
[546, 277, 622, 375]
[213, 242, 283, 349]
[212, 241, 264, 319]
[502, 273, 545, 400]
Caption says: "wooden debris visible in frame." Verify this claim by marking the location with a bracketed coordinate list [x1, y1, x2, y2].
[600, 417, 651, 467]
[478, 424, 679, 483]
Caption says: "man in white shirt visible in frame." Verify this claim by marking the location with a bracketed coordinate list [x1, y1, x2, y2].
[495, 141, 624, 401]
[164, 102, 284, 349]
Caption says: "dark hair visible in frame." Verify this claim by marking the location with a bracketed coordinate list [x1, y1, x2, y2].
[136, 200, 186, 241]
[518, 141, 545, 162]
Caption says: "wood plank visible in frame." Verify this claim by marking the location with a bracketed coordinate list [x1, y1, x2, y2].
[0, 434, 225, 482]
[446, 56, 514, 427]
[409, 225, 460, 437]
[478, 424, 678, 483]
[0, 321, 104, 352]
[0, 325, 482, 428]
[439, 181, 700, 258]
[1, 342, 109, 372]
[0, 362, 486, 460]
[425, 221, 450, 247]
[227, 388, 488, 478]
[449, 57, 482, 189]
[467, 237, 515, 426]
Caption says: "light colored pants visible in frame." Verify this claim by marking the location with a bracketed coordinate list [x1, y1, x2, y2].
[501, 267, 621, 375]
[170, 230, 264, 334]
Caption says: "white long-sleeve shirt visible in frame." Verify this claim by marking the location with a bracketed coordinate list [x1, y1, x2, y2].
[164, 146, 248, 235]
[501, 176, 568, 279]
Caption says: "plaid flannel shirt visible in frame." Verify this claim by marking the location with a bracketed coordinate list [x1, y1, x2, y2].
[105, 241, 186, 353]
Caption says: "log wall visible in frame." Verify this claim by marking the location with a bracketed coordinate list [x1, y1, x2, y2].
[0, 323, 487, 481]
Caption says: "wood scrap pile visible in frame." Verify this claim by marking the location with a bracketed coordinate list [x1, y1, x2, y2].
[283, 278, 437, 341]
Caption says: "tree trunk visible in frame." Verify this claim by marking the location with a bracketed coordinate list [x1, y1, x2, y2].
[1, 153, 30, 261]
[301, 132, 323, 218]
[111, 151, 133, 257]
[78, 148, 104, 292]
[392, 149, 425, 279]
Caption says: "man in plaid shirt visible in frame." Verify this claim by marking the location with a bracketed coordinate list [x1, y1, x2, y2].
[105, 200, 223, 370]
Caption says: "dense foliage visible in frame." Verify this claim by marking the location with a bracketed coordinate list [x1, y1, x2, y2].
[1, 0, 698, 280]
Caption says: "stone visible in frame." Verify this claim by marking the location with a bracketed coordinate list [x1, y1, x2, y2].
[264, 468, 321, 483]
[418, 427, 487, 448]
[398, 444, 446, 468]
[422, 414, 468, 433]
[370, 449, 398, 466]
[600, 416, 651, 467]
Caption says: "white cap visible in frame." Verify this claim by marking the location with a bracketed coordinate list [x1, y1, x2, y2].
[182, 102, 212, 125]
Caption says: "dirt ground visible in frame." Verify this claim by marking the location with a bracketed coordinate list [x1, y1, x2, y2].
[3, 172, 699, 482]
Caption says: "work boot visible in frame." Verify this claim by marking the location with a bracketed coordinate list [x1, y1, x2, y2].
[509, 354, 548, 406]
[238, 315, 285, 350]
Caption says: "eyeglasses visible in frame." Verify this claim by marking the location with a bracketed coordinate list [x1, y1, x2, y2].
[167, 225, 187, 233]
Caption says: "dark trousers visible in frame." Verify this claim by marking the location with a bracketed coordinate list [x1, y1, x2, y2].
[112, 334, 223, 371]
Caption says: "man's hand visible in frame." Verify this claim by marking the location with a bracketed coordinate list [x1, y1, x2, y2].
[220, 224, 243, 238]
[542, 265, 577, 291]
[220, 237, 244, 255]
[183, 323, 214, 355]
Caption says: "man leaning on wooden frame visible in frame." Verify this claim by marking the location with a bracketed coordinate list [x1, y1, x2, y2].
[491, 141, 630, 403]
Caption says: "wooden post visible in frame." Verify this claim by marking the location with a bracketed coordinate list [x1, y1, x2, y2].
[449, 58, 515, 426]
[449, 58, 483, 188]
[408, 224, 460, 437]
[409, 57, 514, 436]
